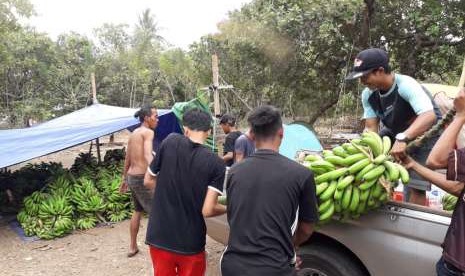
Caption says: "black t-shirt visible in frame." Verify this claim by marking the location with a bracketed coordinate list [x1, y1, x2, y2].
[221, 149, 318, 275]
[146, 133, 225, 254]
[223, 131, 242, 167]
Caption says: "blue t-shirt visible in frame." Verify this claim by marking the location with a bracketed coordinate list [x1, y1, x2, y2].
[362, 73, 434, 119]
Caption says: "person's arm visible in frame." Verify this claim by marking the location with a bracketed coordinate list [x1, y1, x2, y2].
[294, 175, 318, 249]
[222, 152, 234, 163]
[390, 111, 436, 162]
[144, 137, 164, 190]
[119, 145, 131, 193]
[427, 88, 465, 169]
[361, 89, 379, 132]
[202, 189, 227, 217]
[202, 159, 227, 217]
[293, 222, 314, 248]
[143, 130, 154, 166]
[364, 118, 379, 132]
[404, 156, 464, 197]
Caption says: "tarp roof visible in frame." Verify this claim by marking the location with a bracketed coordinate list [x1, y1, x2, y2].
[0, 104, 177, 168]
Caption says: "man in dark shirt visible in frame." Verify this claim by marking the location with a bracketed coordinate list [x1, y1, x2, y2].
[221, 105, 318, 276]
[143, 108, 227, 276]
[219, 114, 242, 167]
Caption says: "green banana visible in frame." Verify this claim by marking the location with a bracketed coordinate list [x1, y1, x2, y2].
[384, 161, 400, 182]
[363, 131, 384, 155]
[305, 154, 321, 162]
[348, 158, 371, 174]
[319, 202, 335, 221]
[358, 178, 377, 191]
[332, 146, 349, 158]
[349, 187, 360, 212]
[341, 185, 353, 210]
[361, 136, 382, 157]
[360, 188, 371, 201]
[310, 160, 336, 171]
[382, 136, 392, 155]
[322, 150, 335, 158]
[363, 165, 386, 181]
[315, 168, 348, 184]
[355, 163, 375, 181]
[371, 182, 385, 199]
[324, 155, 346, 166]
[336, 175, 355, 191]
[316, 182, 329, 196]
[319, 180, 338, 201]
[318, 199, 333, 213]
[373, 154, 387, 165]
[334, 184, 345, 200]
[396, 163, 410, 184]
[342, 153, 367, 166]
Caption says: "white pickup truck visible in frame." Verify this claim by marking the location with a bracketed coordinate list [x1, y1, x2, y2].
[206, 201, 450, 276]
[206, 124, 450, 276]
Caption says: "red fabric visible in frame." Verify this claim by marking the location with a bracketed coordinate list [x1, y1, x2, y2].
[149, 246, 206, 276]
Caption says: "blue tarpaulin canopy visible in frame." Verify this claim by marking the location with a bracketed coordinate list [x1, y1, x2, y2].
[0, 104, 180, 168]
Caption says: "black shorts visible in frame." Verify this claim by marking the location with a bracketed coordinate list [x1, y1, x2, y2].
[127, 174, 152, 213]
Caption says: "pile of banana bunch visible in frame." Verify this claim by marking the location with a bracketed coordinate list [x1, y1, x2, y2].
[97, 171, 131, 222]
[304, 131, 410, 223]
[17, 183, 74, 240]
[442, 194, 458, 212]
[72, 177, 107, 230]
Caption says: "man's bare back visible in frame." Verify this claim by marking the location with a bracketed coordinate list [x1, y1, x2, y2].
[127, 126, 154, 175]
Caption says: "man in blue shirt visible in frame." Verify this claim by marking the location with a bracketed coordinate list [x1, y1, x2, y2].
[346, 48, 442, 205]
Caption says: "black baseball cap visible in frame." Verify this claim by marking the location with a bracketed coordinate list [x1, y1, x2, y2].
[345, 48, 389, 80]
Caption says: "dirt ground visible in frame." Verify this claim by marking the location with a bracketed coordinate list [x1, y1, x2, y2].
[0, 217, 226, 276]
[1, 131, 226, 276]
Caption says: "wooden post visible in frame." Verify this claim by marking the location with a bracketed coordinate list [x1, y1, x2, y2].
[91, 73, 98, 104]
[212, 54, 220, 116]
[96, 138, 102, 164]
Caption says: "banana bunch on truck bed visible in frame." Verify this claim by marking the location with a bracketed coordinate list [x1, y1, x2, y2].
[304, 131, 410, 224]
[442, 194, 458, 211]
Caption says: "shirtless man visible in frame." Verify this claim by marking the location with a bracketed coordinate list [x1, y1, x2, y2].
[119, 106, 158, 257]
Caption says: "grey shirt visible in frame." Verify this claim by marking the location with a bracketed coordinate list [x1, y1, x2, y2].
[234, 134, 255, 159]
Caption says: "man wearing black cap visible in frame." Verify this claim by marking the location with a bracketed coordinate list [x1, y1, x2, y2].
[346, 48, 442, 205]
[219, 114, 242, 167]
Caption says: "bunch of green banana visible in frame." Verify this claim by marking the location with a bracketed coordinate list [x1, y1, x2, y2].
[99, 175, 132, 222]
[442, 194, 458, 211]
[306, 131, 410, 224]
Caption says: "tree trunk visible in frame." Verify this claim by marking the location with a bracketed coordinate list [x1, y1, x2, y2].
[360, 0, 375, 48]
[306, 97, 340, 126]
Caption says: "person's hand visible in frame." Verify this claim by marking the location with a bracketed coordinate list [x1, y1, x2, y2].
[390, 140, 407, 162]
[119, 180, 128, 193]
[454, 88, 465, 117]
[294, 255, 303, 271]
[400, 155, 416, 170]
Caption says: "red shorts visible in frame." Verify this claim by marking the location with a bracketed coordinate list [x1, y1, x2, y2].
[149, 246, 206, 276]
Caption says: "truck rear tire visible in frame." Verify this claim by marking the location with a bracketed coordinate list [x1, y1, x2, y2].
[298, 243, 368, 276]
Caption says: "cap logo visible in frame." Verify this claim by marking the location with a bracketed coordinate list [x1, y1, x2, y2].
[354, 58, 363, 67]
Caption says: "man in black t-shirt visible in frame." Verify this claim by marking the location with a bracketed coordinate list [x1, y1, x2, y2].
[221, 105, 319, 276]
[143, 108, 227, 276]
[219, 114, 242, 167]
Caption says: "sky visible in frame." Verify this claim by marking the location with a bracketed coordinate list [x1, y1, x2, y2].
[25, 0, 252, 49]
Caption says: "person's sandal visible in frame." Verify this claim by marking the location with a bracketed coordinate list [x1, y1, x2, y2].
[127, 249, 139, 258]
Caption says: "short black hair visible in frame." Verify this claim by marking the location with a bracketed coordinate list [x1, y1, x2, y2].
[247, 105, 282, 140]
[182, 108, 212, 131]
[134, 105, 155, 122]
[219, 114, 236, 126]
